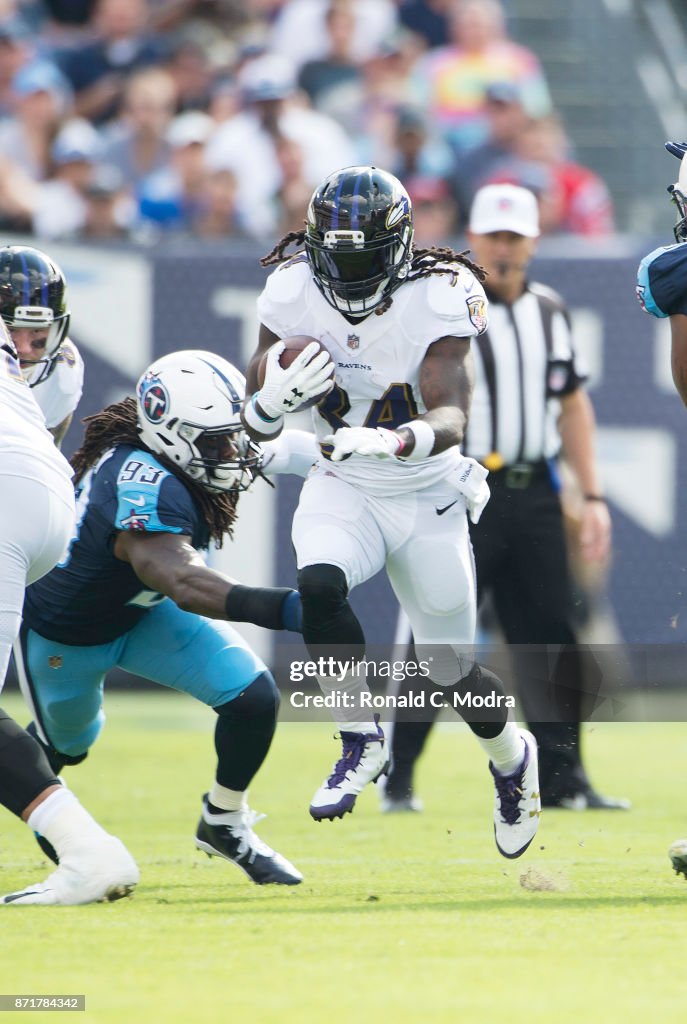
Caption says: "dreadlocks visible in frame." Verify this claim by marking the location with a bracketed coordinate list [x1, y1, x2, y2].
[260, 232, 487, 315]
[71, 397, 239, 546]
[260, 229, 307, 269]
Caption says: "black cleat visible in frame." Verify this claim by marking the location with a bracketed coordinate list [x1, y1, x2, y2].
[669, 840, 687, 879]
[542, 787, 630, 810]
[194, 795, 303, 886]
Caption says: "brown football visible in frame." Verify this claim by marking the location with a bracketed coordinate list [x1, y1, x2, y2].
[257, 335, 334, 410]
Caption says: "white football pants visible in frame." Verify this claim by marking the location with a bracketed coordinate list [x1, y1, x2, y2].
[292, 467, 477, 683]
[0, 457, 75, 691]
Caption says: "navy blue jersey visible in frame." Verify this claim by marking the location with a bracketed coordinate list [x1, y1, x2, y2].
[24, 445, 210, 645]
[636, 242, 687, 318]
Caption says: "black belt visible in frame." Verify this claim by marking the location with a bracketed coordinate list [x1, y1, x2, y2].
[486, 460, 549, 490]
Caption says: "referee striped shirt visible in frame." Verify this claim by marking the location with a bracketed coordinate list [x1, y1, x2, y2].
[463, 282, 587, 466]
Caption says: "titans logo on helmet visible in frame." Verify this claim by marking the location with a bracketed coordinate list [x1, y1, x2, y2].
[138, 373, 169, 423]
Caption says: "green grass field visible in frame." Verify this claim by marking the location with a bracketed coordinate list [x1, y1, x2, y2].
[0, 691, 685, 1024]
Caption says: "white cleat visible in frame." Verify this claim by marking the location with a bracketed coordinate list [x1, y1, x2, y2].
[490, 729, 541, 859]
[2, 836, 140, 906]
[310, 719, 389, 821]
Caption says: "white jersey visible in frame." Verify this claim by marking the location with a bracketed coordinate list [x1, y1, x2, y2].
[0, 347, 73, 483]
[262, 429, 319, 478]
[257, 256, 488, 496]
[30, 338, 84, 430]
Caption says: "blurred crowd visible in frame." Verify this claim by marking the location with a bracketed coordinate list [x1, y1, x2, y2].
[0, 0, 616, 245]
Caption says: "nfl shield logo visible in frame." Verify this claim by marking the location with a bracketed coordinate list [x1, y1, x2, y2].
[48, 656, 63, 669]
[347, 333, 360, 350]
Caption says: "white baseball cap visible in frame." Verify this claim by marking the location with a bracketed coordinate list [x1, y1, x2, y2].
[468, 183, 540, 237]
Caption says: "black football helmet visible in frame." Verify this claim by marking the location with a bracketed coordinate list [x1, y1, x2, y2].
[304, 166, 414, 317]
[0, 245, 70, 386]
[665, 141, 687, 243]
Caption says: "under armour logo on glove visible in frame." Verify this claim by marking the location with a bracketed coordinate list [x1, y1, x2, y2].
[284, 386, 305, 408]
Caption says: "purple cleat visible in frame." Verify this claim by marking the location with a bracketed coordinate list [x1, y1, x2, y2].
[310, 719, 388, 821]
[490, 729, 541, 859]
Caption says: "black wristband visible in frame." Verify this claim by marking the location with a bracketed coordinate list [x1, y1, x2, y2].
[224, 584, 292, 631]
[584, 494, 607, 503]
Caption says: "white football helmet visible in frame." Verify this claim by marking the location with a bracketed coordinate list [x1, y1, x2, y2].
[666, 142, 687, 242]
[136, 350, 262, 492]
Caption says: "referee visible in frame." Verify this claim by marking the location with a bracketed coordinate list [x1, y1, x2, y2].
[385, 183, 628, 811]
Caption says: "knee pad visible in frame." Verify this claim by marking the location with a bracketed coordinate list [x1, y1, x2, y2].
[297, 563, 364, 651]
[298, 563, 348, 613]
[215, 670, 279, 720]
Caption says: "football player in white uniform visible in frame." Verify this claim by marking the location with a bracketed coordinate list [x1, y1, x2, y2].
[0, 318, 139, 906]
[0, 246, 84, 448]
[636, 141, 687, 879]
[242, 166, 541, 859]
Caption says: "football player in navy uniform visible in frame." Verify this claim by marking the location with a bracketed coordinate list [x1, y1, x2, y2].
[637, 141, 687, 878]
[0, 319, 139, 907]
[12, 350, 309, 896]
[0, 246, 84, 448]
[242, 166, 542, 860]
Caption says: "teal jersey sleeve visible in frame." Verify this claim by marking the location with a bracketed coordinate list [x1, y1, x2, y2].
[114, 449, 200, 536]
[636, 243, 687, 318]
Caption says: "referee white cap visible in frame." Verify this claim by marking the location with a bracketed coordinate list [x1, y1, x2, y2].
[469, 184, 540, 237]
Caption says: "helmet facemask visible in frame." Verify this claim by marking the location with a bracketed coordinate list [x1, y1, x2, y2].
[7, 306, 70, 385]
[305, 225, 413, 316]
[177, 421, 263, 493]
[305, 166, 414, 317]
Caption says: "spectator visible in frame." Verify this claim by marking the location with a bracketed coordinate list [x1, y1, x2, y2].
[207, 74, 239, 123]
[204, 52, 355, 238]
[192, 167, 246, 239]
[514, 115, 616, 236]
[100, 66, 177, 189]
[452, 80, 531, 225]
[0, 114, 103, 236]
[0, 60, 72, 182]
[137, 109, 214, 231]
[55, 0, 166, 125]
[390, 104, 455, 182]
[398, 0, 452, 50]
[412, 0, 552, 154]
[298, 0, 362, 109]
[79, 162, 134, 239]
[38, 0, 97, 48]
[0, 18, 33, 117]
[273, 135, 312, 236]
[321, 29, 423, 166]
[32, 118, 104, 239]
[269, 0, 397, 70]
[163, 26, 218, 114]
[405, 174, 457, 245]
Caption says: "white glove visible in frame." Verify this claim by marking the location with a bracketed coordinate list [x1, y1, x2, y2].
[324, 426, 403, 462]
[257, 342, 335, 417]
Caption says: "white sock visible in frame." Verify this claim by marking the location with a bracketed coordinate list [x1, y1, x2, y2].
[318, 670, 376, 734]
[208, 783, 246, 813]
[476, 722, 525, 775]
[27, 788, 110, 856]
